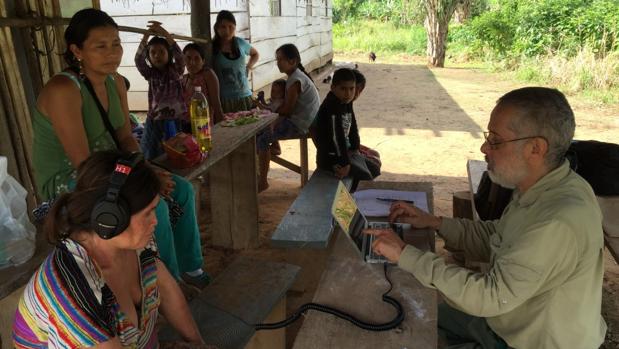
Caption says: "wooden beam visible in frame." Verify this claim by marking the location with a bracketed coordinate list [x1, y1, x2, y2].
[0, 17, 209, 43]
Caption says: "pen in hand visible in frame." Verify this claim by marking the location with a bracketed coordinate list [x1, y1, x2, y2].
[376, 197, 415, 205]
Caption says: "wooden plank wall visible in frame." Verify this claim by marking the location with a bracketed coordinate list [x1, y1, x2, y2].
[250, 0, 332, 90]
[100, 0, 331, 111]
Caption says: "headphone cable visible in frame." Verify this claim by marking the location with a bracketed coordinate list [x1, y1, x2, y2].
[255, 262, 405, 332]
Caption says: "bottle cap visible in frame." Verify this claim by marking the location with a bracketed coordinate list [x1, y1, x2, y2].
[194, 86, 202, 92]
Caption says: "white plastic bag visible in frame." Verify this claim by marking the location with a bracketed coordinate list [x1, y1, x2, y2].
[0, 156, 36, 269]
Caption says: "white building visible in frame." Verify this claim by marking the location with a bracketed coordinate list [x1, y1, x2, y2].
[100, 0, 333, 110]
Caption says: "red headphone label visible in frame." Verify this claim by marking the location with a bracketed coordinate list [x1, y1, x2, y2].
[115, 164, 132, 175]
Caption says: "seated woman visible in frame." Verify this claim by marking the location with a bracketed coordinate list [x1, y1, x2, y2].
[31, 8, 208, 287]
[13, 150, 203, 347]
[257, 43, 321, 192]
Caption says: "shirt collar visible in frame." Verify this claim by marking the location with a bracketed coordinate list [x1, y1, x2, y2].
[512, 160, 571, 207]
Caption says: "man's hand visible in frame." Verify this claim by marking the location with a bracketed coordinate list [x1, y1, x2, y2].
[388, 201, 441, 230]
[365, 228, 407, 263]
[334, 164, 351, 178]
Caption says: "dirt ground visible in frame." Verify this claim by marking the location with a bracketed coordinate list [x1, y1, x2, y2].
[198, 53, 619, 348]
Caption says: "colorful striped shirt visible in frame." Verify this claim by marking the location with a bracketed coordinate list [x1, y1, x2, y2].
[12, 239, 161, 348]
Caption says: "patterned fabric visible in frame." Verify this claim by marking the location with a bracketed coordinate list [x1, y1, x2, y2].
[32, 72, 124, 200]
[12, 239, 161, 348]
[220, 95, 254, 114]
[135, 42, 187, 122]
[182, 71, 210, 114]
[213, 37, 252, 100]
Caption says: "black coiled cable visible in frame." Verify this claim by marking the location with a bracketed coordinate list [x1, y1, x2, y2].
[255, 263, 405, 331]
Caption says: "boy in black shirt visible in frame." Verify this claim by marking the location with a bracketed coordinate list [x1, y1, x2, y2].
[315, 68, 375, 187]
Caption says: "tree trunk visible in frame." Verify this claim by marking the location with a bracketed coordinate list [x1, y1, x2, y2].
[423, 0, 459, 67]
[454, 0, 472, 23]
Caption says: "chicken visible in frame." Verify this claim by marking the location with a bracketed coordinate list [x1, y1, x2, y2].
[368, 51, 377, 62]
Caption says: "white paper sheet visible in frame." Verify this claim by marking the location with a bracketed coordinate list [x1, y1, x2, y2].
[353, 189, 429, 217]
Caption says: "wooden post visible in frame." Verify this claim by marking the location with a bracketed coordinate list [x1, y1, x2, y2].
[300, 135, 308, 187]
[453, 190, 473, 219]
[190, 0, 212, 67]
[209, 137, 259, 249]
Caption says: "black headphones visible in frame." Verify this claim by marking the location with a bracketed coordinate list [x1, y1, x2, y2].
[90, 152, 144, 239]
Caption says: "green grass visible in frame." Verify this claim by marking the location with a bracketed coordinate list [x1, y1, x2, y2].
[333, 19, 619, 105]
[333, 20, 426, 55]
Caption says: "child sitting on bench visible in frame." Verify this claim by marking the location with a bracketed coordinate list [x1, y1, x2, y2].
[314, 68, 376, 189]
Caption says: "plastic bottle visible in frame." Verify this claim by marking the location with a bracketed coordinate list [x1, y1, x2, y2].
[189, 86, 212, 154]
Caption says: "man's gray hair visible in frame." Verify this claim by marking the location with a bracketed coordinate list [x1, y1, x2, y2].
[498, 87, 575, 169]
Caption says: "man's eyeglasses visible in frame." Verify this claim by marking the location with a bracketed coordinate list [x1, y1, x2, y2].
[483, 132, 544, 150]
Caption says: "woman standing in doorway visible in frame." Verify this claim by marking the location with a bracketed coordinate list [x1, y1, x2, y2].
[212, 10, 260, 113]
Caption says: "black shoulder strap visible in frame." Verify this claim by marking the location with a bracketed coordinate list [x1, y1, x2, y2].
[82, 77, 121, 149]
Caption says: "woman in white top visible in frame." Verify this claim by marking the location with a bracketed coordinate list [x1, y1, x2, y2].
[257, 43, 320, 192]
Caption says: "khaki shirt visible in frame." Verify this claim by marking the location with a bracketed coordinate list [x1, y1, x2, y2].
[399, 161, 606, 348]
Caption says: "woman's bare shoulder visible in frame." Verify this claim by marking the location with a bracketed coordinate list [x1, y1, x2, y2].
[37, 72, 82, 114]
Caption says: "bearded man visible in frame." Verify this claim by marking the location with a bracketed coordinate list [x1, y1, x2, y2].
[367, 87, 606, 349]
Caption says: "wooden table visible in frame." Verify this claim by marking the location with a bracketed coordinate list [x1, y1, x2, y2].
[293, 181, 437, 349]
[156, 113, 277, 249]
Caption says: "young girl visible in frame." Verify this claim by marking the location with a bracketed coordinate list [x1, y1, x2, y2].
[182, 42, 224, 124]
[257, 43, 320, 191]
[212, 10, 260, 113]
[135, 21, 187, 159]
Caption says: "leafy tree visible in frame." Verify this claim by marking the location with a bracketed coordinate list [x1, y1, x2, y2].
[423, 0, 459, 67]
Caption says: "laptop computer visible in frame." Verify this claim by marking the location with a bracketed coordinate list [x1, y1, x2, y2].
[331, 181, 409, 263]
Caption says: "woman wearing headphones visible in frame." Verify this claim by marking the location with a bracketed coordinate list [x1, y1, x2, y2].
[31, 8, 209, 288]
[13, 150, 203, 347]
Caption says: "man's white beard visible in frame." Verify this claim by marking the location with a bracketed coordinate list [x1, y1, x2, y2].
[487, 170, 517, 189]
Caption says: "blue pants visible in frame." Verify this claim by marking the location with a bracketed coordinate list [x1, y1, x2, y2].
[154, 174, 203, 279]
[256, 118, 303, 151]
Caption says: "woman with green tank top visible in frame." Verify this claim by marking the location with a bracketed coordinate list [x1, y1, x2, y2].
[32, 8, 209, 288]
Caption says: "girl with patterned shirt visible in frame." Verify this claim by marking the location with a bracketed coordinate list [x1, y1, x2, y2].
[13, 150, 203, 348]
[135, 21, 187, 160]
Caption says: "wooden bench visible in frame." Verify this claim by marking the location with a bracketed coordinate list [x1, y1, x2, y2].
[159, 256, 300, 349]
[597, 196, 619, 264]
[270, 169, 352, 249]
[293, 181, 437, 349]
[270, 134, 310, 187]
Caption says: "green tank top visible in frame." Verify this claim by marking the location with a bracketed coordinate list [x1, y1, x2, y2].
[32, 73, 125, 200]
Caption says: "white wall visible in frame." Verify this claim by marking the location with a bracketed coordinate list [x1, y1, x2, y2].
[100, 0, 331, 111]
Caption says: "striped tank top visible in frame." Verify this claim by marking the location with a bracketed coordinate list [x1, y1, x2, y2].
[12, 239, 161, 348]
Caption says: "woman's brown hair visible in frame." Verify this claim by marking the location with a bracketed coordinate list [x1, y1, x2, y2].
[44, 150, 160, 243]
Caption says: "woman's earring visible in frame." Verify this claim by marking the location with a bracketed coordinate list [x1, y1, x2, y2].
[77, 58, 84, 79]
